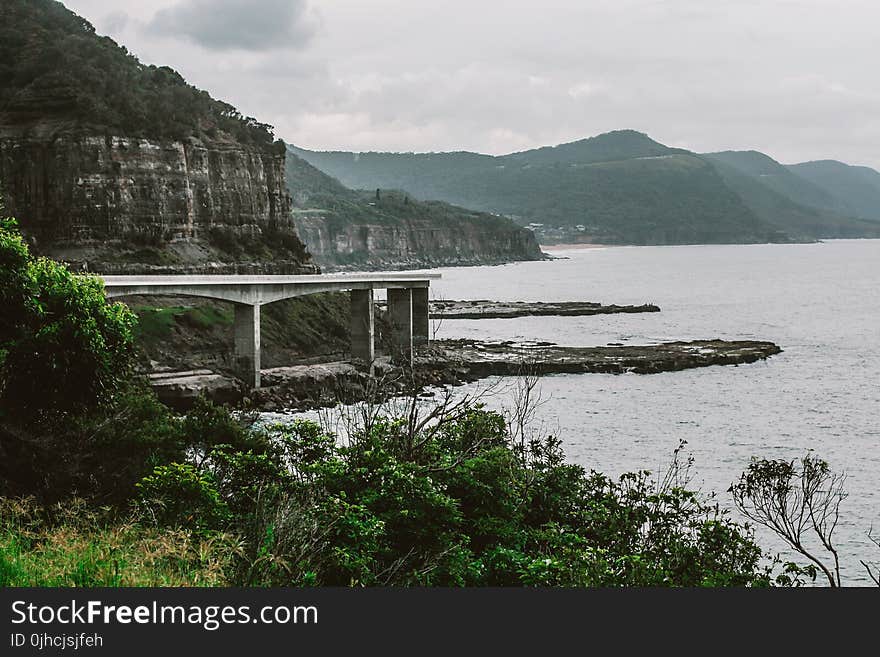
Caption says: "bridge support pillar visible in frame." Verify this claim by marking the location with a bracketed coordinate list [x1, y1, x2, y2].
[387, 288, 413, 365]
[412, 287, 430, 347]
[350, 289, 375, 364]
[234, 303, 261, 388]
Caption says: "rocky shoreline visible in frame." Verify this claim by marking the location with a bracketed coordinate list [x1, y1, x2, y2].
[428, 300, 660, 319]
[150, 338, 782, 412]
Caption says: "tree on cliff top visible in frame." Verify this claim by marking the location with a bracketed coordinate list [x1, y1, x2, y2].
[0, 0, 275, 146]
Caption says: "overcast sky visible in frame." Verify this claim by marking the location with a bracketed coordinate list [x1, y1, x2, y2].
[64, 0, 880, 167]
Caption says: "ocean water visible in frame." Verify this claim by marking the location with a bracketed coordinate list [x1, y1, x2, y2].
[422, 240, 879, 585]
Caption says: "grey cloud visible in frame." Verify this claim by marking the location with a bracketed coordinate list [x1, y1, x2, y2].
[148, 0, 318, 51]
[100, 11, 129, 35]
[63, 0, 880, 167]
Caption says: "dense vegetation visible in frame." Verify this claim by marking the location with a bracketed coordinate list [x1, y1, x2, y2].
[285, 151, 541, 265]
[704, 151, 849, 215]
[1, 214, 802, 586]
[0, 0, 275, 145]
[130, 293, 354, 371]
[787, 160, 880, 222]
[704, 151, 880, 239]
[293, 130, 880, 244]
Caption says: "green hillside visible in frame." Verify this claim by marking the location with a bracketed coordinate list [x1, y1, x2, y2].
[462, 152, 771, 244]
[285, 149, 538, 237]
[787, 160, 880, 221]
[288, 146, 498, 213]
[703, 151, 850, 216]
[285, 150, 542, 266]
[294, 131, 880, 244]
[502, 130, 686, 166]
[293, 132, 775, 244]
[706, 157, 880, 240]
[0, 0, 274, 145]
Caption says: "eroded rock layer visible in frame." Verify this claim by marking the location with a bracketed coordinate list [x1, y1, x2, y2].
[0, 129, 317, 274]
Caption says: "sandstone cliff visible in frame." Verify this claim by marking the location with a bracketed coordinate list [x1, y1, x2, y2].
[0, 129, 317, 274]
[0, 0, 317, 274]
[293, 210, 543, 270]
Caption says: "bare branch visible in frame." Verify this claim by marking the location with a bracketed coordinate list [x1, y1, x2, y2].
[730, 454, 847, 587]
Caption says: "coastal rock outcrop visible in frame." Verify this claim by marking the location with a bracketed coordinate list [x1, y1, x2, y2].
[292, 211, 543, 270]
[428, 300, 660, 319]
[150, 339, 783, 411]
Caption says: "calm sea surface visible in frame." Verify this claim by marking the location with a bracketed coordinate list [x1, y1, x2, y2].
[287, 240, 880, 584]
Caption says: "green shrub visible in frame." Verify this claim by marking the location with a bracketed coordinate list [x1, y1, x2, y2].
[0, 220, 136, 423]
[136, 463, 231, 531]
[144, 406, 774, 587]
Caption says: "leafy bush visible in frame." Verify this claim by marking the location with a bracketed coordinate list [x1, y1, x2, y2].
[0, 219, 136, 423]
[136, 464, 230, 531]
[0, 218, 255, 503]
[137, 408, 776, 587]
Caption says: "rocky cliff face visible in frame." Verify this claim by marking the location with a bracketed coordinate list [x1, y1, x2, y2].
[293, 211, 543, 270]
[0, 128, 318, 274]
[284, 149, 544, 271]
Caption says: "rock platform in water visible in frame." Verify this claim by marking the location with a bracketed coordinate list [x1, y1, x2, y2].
[428, 300, 660, 319]
[150, 339, 781, 411]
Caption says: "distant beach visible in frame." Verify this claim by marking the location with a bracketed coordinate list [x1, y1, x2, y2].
[540, 243, 611, 251]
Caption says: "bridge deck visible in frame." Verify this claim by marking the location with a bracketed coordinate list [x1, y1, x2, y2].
[101, 272, 439, 388]
[102, 273, 441, 305]
[102, 273, 442, 286]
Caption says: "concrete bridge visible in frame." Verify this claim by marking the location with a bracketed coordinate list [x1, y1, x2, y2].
[102, 273, 441, 388]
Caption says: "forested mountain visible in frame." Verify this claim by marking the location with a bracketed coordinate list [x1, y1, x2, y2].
[292, 132, 771, 244]
[504, 130, 687, 166]
[285, 150, 542, 268]
[703, 151, 850, 216]
[0, 0, 273, 145]
[703, 153, 880, 241]
[787, 160, 880, 221]
[294, 131, 880, 245]
[0, 0, 541, 272]
[0, 0, 316, 276]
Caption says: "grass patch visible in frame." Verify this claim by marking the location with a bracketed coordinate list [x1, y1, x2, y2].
[128, 294, 357, 368]
[0, 498, 239, 587]
[262, 293, 350, 354]
[177, 306, 234, 331]
[131, 305, 233, 342]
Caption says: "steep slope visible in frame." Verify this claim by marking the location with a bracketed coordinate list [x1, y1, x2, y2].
[787, 160, 880, 221]
[703, 151, 851, 216]
[291, 130, 680, 208]
[288, 146, 497, 214]
[466, 152, 771, 244]
[285, 150, 543, 269]
[705, 157, 880, 240]
[294, 132, 775, 245]
[0, 0, 316, 274]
